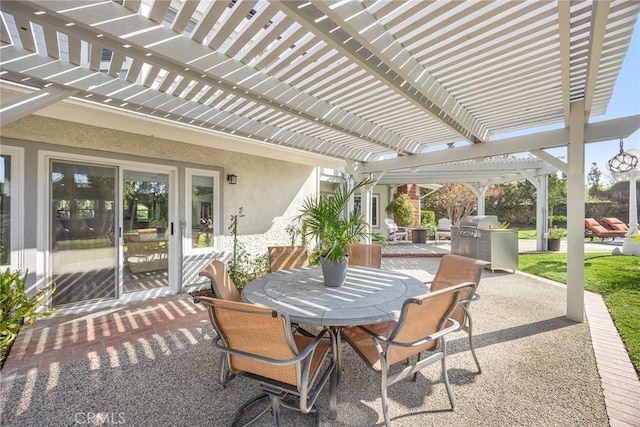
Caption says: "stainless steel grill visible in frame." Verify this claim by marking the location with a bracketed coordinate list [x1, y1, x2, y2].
[455, 216, 500, 238]
[452, 215, 518, 272]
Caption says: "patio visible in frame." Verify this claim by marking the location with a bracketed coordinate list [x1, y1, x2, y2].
[1, 251, 638, 426]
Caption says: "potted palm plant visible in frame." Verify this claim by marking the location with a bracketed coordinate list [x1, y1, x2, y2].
[297, 179, 384, 287]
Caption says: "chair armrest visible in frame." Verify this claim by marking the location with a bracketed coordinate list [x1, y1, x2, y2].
[460, 293, 480, 304]
[358, 319, 460, 349]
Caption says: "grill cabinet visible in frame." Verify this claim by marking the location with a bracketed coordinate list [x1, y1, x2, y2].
[451, 216, 518, 272]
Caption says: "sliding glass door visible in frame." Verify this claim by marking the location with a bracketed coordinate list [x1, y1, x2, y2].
[49, 158, 175, 306]
[122, 169, 170, 293]
[51, 161, 117, 305]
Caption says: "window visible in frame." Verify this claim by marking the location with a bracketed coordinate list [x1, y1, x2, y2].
[0, 146, 23, 269]
[187, 169, 220, 251]
[354, 193, 380, 228]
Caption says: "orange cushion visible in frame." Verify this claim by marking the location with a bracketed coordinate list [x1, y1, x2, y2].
[602, 218, 628, 231]
[608, 223, 627, 231]
[585, 218, 600, 227]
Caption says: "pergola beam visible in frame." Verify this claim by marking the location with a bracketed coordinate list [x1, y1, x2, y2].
[362, 115, 640, 173]
[583, 1, 611, 120]
[558, 0, 571, 126]
[530, 149, 567, 174]
[285, 1, 489, 144]
[11, 0, 413, 155]
[0, 85, 78, 126]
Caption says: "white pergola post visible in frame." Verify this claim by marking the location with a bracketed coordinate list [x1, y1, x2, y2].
[362, 184, 373, 244]
[622, 162, 639, 255]
[520, 170, 550, 252]
[477, 186, 487, 215]
[464, 184, 487, 215]
[538, 174, 549, 252]
[566, 101, 586, 322]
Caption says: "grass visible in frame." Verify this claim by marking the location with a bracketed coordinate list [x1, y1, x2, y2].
[515, 228, 537, 239]
[519, 252, 640, 373]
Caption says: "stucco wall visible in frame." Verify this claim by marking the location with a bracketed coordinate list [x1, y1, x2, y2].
[2, 115, 319, 290]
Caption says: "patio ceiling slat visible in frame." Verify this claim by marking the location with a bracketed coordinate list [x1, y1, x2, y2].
[225, 4, 278, 58]
[0, 0, 637, 166]
[170, 0, 199, 34]
[206, 0, 257, 51]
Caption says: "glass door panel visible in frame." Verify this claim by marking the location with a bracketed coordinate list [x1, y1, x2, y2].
[51, 161, 117, 305]
[123, 170, 169, 293]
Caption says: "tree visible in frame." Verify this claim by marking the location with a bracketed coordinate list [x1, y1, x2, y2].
[587, 162, 602, 189]
[548, 173, 567, 227]
[428, 183, 476, 226]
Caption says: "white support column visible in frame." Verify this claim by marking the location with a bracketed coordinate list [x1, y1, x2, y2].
[463, 184, 486, 215]
[567, 101, 586, 322]
[362, 185, 373, 244]
[537, 174, 549, 252]
[477, 186, 487, 215]
[520, 170, 549, 252]
[622, 165, 639, 255]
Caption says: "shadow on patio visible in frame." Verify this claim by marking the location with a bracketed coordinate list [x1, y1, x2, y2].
[0, 262, 608, 426]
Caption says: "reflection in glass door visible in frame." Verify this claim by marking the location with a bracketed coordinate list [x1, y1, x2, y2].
[122, 170, 170, 293]
[51, 161, 117, 305]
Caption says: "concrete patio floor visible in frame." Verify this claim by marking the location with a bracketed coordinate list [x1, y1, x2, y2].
[1, 249, 638, 426]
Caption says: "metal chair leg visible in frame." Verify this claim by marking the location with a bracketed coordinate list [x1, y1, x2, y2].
[441, 340, 456, 410]
[466, 316, 482, 373]
[229, 393, 270, 427]
[381, 381, 392, 427]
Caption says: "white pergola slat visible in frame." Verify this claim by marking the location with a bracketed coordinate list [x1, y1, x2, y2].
[0, 0, 639, 170]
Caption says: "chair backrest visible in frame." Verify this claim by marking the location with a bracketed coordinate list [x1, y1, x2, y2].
[348, 244, 382, 268]
[199, 260, 241, 302]
[585, 218, 612, 234]
[430, 254, 487, 325]
[268, 246, 309, 272]
[384, 218, 397, 231]
[437, 218, 451, 231]
[386, 283, 472, 366]
[602, 217, 628, 232]
[199, 297, 301, 386]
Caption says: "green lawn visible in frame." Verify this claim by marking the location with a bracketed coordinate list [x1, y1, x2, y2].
[515, 228, 537, 239]
[519, 252, 640, 373]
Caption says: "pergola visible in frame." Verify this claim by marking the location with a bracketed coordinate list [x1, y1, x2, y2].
[1, 0, 640, 321]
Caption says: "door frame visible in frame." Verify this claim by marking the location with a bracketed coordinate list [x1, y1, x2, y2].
[119, 165, 179, 297]
[38, 150, 179, 312]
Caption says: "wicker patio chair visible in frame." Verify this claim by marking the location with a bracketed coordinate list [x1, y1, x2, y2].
[197, 260, 242, 385]
[268, 246, 309, 272]
[428, 254, 488, 373]
[342, 283, 473, 427]
[196, 297, 337, 426]
[198, 260, 241, 302]
[348, 243, 382, 268]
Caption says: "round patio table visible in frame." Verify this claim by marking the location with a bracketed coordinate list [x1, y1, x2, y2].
[242, 266, 427, 327]
[242, 265, 428, 419]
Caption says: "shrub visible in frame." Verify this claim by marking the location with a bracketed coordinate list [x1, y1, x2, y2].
[548, 227, 566, 239]
[420, 210, 436, 228]
[1, 269, 57, 349]
[227, 251, 270, 290]
[550, 214, 567, 226]
[385, 193, 415, 227]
